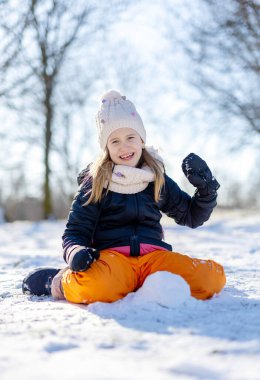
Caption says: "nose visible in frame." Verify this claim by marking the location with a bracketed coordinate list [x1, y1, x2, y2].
[119, 140, 130, 150]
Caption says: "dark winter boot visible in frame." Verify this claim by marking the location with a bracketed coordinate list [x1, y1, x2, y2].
[22, 268, 60, 296]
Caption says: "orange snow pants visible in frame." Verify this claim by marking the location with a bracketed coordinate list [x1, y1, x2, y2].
[60, 250, 226, 304]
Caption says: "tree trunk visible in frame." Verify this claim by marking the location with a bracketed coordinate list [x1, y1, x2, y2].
[43, 80, 53, 219]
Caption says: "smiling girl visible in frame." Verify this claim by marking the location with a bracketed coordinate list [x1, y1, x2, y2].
[22, 90, 226, 303]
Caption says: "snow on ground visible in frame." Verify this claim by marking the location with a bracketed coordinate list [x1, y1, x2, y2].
[0, 209, 260, 380]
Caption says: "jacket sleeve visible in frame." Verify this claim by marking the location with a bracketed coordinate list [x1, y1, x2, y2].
[159, 174, 217, 228]
[62, 183, 100, 264]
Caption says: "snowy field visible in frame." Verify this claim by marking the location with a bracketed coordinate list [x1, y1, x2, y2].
[0, 209, 260, 380]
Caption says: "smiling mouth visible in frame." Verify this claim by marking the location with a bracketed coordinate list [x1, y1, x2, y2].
[119, 153, 134, 160]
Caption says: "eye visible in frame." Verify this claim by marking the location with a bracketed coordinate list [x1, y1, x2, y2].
[111, 140, 119, 144]
[128, 136, 135, 140]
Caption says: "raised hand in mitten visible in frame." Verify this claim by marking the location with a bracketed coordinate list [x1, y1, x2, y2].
[182, 153, 220, 195]
[69, 248, 100, 272]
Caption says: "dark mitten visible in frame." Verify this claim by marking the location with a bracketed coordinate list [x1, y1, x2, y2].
[182, 153, 220, 195]
[69, 248, 100, 272]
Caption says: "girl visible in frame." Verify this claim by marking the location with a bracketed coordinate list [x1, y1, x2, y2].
[22, 90, 226, 303]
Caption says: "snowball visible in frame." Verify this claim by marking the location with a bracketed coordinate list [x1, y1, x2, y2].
[130, 271, 191, 308]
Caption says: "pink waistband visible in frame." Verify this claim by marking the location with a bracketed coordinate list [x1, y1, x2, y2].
[109, 243, 167, 256]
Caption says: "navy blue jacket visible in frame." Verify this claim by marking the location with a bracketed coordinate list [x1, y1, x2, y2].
[62, 171, 218, 262]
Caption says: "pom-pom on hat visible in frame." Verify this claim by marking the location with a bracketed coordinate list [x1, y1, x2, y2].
[96, 90, 146, 150]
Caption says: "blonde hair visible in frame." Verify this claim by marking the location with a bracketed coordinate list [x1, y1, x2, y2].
[84, 148, 165, 205]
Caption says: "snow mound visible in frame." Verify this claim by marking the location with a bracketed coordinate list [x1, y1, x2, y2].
[127, 271, 191, 308]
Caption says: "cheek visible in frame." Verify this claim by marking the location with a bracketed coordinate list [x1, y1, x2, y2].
[107, 145, 115, 155]
[108, 147, 120, 161]
[136, 143, 143, 154]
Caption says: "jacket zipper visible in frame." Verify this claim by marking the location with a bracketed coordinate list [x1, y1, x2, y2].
[131, 194, 139, 257]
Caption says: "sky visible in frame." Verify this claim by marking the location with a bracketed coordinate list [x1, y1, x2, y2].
[0, 0, 259, 206]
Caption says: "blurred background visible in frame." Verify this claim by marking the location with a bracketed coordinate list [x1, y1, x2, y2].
[0, 0, 259, 221]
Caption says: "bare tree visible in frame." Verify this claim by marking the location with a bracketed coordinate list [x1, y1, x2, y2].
[28, 1, 95, 218]
[0, 1, 31, 95]
[0, 0, 127, 218]
[177, 0, 260, 142]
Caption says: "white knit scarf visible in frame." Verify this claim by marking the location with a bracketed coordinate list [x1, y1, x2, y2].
[105, 165, 154, 194]
[104, 146, 163, 194]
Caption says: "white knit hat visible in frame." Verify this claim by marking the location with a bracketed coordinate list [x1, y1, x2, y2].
[96, 90, 146, 150]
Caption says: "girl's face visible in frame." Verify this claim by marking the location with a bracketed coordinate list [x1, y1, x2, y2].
[107, 128, 143, 167]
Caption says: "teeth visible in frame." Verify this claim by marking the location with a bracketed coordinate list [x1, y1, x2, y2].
[120, 153, 133, 159]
